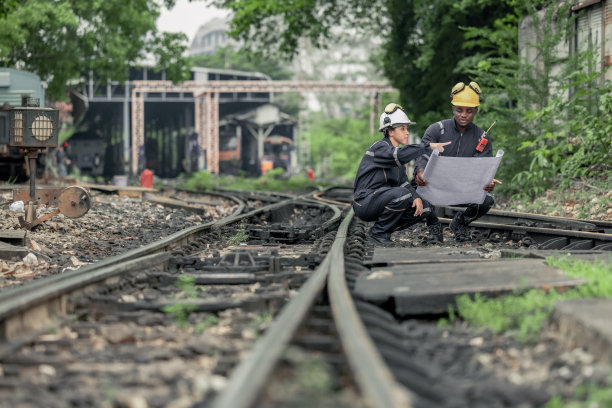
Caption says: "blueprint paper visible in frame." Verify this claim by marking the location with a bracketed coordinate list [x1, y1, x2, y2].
[416, 150, 504, 205]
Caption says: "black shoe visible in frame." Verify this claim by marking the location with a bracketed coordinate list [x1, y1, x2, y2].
[367, 234, 394, 247]
[450, 213, 471, 242]
[427, 222, 443, 243]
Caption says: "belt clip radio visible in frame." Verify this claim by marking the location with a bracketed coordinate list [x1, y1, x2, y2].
[476, 136, 488, 152]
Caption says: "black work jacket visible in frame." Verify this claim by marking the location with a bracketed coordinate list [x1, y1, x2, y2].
[353, 137, 431, 202]
[414, 118, 493, 172]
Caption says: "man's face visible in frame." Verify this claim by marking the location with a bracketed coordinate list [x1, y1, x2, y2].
[452, 106, 478, 129]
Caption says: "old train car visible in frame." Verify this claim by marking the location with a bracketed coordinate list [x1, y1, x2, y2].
[0, 68, 47, 181]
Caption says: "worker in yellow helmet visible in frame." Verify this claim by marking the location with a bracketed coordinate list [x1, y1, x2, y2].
[413, 81, 502, 242]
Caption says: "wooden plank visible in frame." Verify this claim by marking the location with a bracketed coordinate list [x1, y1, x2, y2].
[0, 230, 26, 246]
[365, 247, 484, 266]
[143, 194, 207, 214]
[0, 242, 28, 259]
[354, 259, 585, 315]
[118, 190, 143, 199]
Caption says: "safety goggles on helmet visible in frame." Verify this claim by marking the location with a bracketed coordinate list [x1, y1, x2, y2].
[451, 81, 481, 97]
[379, 103, 415, 132]
[450, 81, 482, 107]
[384, 103, 405, 114]
[451, 81, 482, 96]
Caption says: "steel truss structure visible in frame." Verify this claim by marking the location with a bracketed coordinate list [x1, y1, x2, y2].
[131, 80, 396, 175]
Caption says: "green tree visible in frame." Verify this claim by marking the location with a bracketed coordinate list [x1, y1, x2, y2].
[469, 1, 611, 196]
[192, 46, 292, 79]
[0, 0, 18, 17]
[0, 0, 192, 99]
[308, 107, 374, 179]
[212, 0, 518, 121]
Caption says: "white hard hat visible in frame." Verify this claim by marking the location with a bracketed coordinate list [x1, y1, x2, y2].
[379, 103, 416, 132]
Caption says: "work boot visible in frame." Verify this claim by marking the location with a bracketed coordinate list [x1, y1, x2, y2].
[450, 213, 471, 242]
[367, 233, 394, 247]
[427, 222, 443, 243]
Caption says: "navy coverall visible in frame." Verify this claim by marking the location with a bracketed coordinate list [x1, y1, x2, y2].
[353, 137, 438, 240]
[414, 118, 495, 225]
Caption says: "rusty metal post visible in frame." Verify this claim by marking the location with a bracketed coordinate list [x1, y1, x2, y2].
[25, 154, 37, 223]
[211, 92, 219, 174]
[131, 90, 145, 176]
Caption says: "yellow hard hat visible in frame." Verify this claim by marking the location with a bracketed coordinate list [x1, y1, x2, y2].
[450, 81, 482, 107]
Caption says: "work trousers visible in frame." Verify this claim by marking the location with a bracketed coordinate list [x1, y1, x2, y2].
[353, 187, 438, 239]
[455, 194, 495, 225]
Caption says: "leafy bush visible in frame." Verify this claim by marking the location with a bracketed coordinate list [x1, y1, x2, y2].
[182, 170, 323, 193]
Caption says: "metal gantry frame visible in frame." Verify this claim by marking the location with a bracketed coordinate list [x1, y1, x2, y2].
[131, 80, 396, 175]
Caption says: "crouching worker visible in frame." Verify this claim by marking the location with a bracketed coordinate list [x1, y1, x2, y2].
[352, 103, 450, 246]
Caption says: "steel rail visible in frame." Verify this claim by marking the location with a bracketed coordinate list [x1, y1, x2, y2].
[209, 211, 351, 408]
[211, 209, 412, 408]
[438, 205, 612, 231]
[327, 209, 414, 408]
[448, 219, 612, 243]
[0, 196, 341, 338]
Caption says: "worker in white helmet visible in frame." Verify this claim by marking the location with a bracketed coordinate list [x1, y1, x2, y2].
[353, 103, 450, 246]
[414, 81, 502, 242]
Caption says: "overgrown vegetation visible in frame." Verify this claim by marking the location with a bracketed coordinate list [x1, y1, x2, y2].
[183, 167, 325, 193]
[308, 107, 382, 179]
[470, 1, 611, 198]
[212, 0, 610, 210]
[500, 178, 612, 220]
[162, 275, 219, 332]
[442, 255, 612, 342]
[546, 373, 612, 408]
[226, 223, 249, 246]
[0, 0, 191, 99]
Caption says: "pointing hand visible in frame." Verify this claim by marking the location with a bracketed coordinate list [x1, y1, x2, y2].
[430, 141, 451, 153]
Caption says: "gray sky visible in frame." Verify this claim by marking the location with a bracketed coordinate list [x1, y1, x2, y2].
[157, 0, 227, 43]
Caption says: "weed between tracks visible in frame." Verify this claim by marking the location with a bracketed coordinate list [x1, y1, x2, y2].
[163, 275, 219, 331]
[226, 225, 249, 246]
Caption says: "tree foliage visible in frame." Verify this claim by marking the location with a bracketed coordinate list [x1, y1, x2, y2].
[213, 0, 518, 119]
[308, 107, 374, 179]
[0, 0, 192, 99]
[192, 46, 292, 79]
[212, 0, 382, 58]
[469, 1, 611, 196]
[215, 0, 610, 191]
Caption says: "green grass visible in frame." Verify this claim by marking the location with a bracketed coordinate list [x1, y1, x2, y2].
[545, 372, 612, 408]
[226, 225, 249, 246]
[182, 169, 328, 193]
[162, 275, 199, 327]
[440, 255, 612, 406]
[440, 255, 612, 342]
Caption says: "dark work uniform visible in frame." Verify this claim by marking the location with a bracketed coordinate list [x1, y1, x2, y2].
[353, 137, 439, 240]
[414, 118, 494, 225]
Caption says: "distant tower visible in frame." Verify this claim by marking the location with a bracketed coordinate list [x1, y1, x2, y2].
[189, 17, 237, 56]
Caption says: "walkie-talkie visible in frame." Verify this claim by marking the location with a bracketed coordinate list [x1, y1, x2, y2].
[476, 121, 496, 152]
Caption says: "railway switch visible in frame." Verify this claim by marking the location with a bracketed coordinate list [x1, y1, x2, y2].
[15, 186, 91, 230]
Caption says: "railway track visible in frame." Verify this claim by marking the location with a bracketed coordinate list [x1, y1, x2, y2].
[0, 185, 609, 407]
